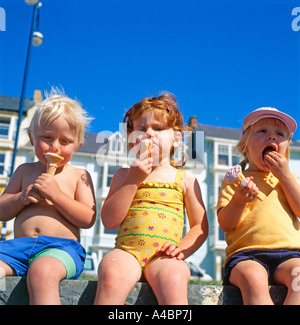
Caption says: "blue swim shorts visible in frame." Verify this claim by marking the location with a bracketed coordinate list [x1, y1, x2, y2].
[0, 235, 86, 279]
[223, 248, 300, 285]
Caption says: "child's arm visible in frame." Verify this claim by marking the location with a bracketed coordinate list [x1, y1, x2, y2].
[101, 151, 153, 229]
[33, 169, 96, 229]
[217, 178, 259, 232]
[264, 151, 300, 217]
[157, 172, 209, 260]
[0, 165, 41, 221]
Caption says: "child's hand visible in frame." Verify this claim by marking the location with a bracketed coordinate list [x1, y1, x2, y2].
[155, 242, 184, 260]
[264, 151, 290, 180]
[20, 184, 43, 205]
[128, 150, 153, 184]
[233, 177, 259, 202]
[32, 173, 61, 201]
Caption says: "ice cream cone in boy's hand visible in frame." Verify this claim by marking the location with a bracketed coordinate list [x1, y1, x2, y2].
[141, 139, 152, 158]
[225, 164, 263, 200]
[44, 153, 64, 175]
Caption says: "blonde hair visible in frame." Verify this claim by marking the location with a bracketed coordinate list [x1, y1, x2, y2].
[235, 117, 291, 170]
[123, 91, 186, 167]
[26, 88, 92, 147]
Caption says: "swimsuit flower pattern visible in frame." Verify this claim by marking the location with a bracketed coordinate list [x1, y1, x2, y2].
[115, 170, 185, 269]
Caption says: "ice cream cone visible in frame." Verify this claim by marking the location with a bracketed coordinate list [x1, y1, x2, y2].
[224, 164, 263, 200]
[141, 139, 152, 158]
[44, 153, 64, 175]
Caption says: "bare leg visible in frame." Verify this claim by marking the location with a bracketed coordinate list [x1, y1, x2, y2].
[229, 260, 273, 305]
[0, 260, 15, 278]
[144, 256, 190, 305]
[94, 249, 142, 305]
[274, 258, 300, 305]
[26, 256, 67, 305]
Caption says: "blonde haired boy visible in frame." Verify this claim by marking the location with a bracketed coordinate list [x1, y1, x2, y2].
[0, 89, 96, 304]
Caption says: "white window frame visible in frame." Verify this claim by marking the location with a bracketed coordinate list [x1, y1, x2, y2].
[0, 115, 15, 141]
[0, 151, 11, 177]
[214, 141, 240, 169]
[109, 133, 124, 154]
[0, 152, 6, 176]
[97, 200, 119, 239]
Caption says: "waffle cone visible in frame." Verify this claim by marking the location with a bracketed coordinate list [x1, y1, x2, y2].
[44, 153, 64, 175]
[141, 139, 152, 158]
[236, 172, 246, 183]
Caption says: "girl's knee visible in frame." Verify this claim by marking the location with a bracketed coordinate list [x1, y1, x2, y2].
[230, 261, 269, 289]
[98, 261, 130, 291]
[274, 259, 300, 289]
[165, 270, 189, 289]
[99, 263, 121, 283]
[147, 259, 190, 287]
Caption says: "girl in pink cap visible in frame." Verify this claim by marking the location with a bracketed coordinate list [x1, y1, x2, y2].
[217, 107, 300, 305]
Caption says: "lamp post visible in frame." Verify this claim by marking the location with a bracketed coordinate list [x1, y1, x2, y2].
[2, 0, 44, 241]
[10, 0, 43, 177]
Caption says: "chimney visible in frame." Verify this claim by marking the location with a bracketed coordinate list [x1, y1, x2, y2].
[33, 90, 43, 102]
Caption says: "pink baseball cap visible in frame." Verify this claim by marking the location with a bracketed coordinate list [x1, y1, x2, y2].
[242, 107, 297, 135]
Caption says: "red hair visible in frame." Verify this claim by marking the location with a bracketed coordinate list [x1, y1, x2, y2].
[124, 91, 186, 167]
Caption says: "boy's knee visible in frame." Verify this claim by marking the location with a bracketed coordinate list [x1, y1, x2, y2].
[27, 257, 66, 284]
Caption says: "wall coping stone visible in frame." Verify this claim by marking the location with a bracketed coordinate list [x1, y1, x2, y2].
[0, 277, 288, 305]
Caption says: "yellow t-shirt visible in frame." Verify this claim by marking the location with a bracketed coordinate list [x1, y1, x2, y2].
[217, 171, 300, 263]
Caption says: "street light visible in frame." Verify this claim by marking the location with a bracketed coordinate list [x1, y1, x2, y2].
[25, 0, 40, 4]
[2, 0, 44, 241]
[10, 1, 44, 177]
[32, 31, 44, 46]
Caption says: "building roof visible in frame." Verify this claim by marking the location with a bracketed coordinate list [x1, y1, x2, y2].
[195, 123, 300, 148]
[77, 132, 109, 154]
[0, 95, 36, 114]
[195, 124, 240, 141]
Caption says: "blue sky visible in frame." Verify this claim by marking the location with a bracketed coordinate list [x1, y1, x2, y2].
[1, 0, 300, 139]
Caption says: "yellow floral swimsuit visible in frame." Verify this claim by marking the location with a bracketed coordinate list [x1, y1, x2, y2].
[115, 170, 185, 269]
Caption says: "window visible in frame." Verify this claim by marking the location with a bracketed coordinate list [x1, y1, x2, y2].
[213, 172, 227, 248]
[103, 226, 118, 236]
[0, 153, 5, 175]
[106, 165, 121, 187]
[232, 148, 241, 166]
[215, 142, 242, 168]
[110, 135, 123, 153]
[96, 201, 119, 239]
[0, 116, 10, 139]
[217, 174, 225, 242]
[218, 144, 229, 165]
[217, 174, 223, 198]
[219, 227, 225, 241]
[98, 165, 103, 189]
